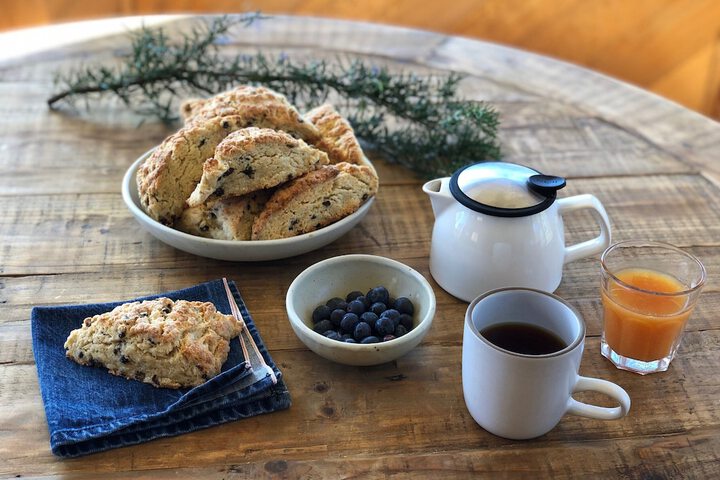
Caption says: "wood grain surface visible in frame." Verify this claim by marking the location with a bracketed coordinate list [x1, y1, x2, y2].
[1, 15, 719, 479]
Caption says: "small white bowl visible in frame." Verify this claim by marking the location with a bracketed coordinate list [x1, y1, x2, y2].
[286, 254, 436, 366]
[121, 149, 375, 262]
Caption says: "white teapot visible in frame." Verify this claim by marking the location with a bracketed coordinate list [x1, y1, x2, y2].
[423, 162, 611, 302]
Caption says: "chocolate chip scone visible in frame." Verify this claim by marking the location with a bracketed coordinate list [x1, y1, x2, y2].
[64, 298, 243, 389]
[176, 190, 272, 240]
[180, 85, 320, 143]
[186, 127, 329, 207]
[304, 103, 365, 165]
[136, 116, 253, 225]
[251, 162, 379, 240]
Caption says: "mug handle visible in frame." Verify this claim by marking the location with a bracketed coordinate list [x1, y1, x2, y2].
[566, 376, 631, 420]
[557, 194, 612, 264]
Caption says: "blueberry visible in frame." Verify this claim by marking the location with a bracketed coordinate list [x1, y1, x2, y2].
[381, 309, 401, 327]
[354, 321, 371, 341]
[376, 316, 395, 336]
[313, 319, 333, 334]
[326, 297, 347, 311]
[394, 297, 415, 315]
[340, 313, 360, 333]
[360, 335, 380, 344]
[312, 305, 331, 324]
[395, 324, 408, 337]
[357, 295, 371, 309]
[341, 333, 354, 341]
[370, 302, 387, 315]
[383, 334, 396, 342]
[381, 308, 400, 318]
[387, 297, 396, 309]
[346, 300, 366, 315]
[324, 330, 342, 341]
[344, 338, 357, 343]
[367, 286, 390, 305]
[399, 313, 413, 330]
[330, 308, 346, 327]
[360, 311, 378, 328]
[346, 290, 364, 302]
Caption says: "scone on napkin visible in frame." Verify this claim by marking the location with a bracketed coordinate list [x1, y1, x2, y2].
[31, 279, 290, 458]
[64, 298, 243, 389]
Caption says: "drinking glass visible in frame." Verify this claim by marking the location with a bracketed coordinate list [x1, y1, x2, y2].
[600, 240, 706, 374]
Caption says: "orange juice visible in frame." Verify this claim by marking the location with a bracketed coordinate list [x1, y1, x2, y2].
[601, 268, 691, 361]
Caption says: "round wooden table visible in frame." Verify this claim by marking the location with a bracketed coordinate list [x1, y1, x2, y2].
[1, 15, 719, 478]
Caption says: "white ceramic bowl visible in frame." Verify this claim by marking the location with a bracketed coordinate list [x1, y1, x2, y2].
[121, 149, 376, 262]
[286, 254, 436, 366]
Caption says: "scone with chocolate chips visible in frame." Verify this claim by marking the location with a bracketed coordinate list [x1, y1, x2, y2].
[176, 190, 272, 241]
[64, 298, 243, 389]
[180, 85, 320, 143]
[251, 162, 378, 240]
[186, 127, 329, 207]
[304, 103, 365, 165]
[136, 116, 252, 225]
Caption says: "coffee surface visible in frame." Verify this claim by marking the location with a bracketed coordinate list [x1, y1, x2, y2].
[480, 322, 566, 355]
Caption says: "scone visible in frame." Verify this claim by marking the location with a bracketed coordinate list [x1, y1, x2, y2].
[136, 116, 252, 225]
[176, 190, 272, 241]
[186, 127, 329, 207]
[304, 104, 365, 165]
[251, 162, 378, 240]
[180, 85, 320, 143]
[180, 98, 205, 120]
[64, 298, 243, 389]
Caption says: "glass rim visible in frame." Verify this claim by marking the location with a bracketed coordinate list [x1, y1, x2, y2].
[466, 287, 585, 359]
[600, 240, 707, 297]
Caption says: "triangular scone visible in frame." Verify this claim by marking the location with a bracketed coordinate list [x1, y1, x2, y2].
[180, 85, 320, 143]
[251, 162, 378, 240]
[64, 298, 243, 389]
[187, 127, 329, 207]
[136, 116, 252, 225]
[176, 190, 272, 240]
[304, 104, 365, 165]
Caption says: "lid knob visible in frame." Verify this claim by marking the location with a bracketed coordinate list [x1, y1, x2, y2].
[527, 175, 566, 197]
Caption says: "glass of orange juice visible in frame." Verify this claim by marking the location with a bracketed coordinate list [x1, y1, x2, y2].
[600, 240, 706, 374]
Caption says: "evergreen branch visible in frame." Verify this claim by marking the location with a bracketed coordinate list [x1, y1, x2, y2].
[48, 14, 501, 178]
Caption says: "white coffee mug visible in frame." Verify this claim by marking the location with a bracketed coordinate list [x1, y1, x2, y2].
[462, 288, 630, 440]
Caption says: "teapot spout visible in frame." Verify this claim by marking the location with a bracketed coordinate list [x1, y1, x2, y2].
[422, 177, 453, 218]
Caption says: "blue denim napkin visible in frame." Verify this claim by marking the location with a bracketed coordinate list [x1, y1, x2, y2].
[31, 279, 291, 458]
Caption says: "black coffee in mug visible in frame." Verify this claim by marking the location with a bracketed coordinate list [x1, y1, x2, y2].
[480, 323, 567, 355]
[464, 288, 631, 440]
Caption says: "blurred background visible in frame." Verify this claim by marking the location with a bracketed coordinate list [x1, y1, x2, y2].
[3, 0, 719, 119]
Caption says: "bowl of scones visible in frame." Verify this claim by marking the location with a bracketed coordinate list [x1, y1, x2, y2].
[122, 85, 379, 261]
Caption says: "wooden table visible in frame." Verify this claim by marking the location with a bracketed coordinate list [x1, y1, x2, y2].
[2, 15, 719, 479]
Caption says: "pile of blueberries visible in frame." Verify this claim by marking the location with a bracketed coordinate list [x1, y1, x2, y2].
[311, 286, 415, 344]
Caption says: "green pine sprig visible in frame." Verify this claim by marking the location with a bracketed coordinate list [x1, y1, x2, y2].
[48, 14, 501, 177]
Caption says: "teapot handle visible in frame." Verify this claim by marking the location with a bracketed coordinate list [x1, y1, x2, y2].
[557, 194, 612, 264]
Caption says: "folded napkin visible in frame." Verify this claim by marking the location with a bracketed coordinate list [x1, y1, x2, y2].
[31, 279, 291, 458]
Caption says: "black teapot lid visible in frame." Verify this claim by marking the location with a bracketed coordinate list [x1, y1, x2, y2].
[449, 162, 566, 217]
